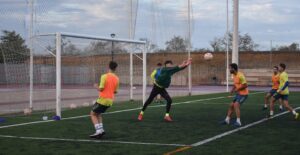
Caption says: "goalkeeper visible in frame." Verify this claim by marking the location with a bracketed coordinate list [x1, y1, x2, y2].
[151, 63, 163, 104]
[138, 58, 192, 122]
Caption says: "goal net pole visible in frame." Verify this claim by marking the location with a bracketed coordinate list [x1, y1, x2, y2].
[35, 32, 146, 118]
[29, 0, 34, 110]
[56, 32, 62, 117]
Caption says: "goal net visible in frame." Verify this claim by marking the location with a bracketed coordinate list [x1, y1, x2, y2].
[31, 32, 147, 117]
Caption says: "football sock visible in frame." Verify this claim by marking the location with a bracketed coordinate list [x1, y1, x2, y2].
[165, 113, 169, 117]
[225, 116, 230, 123]
[236, 118, 241, 124]
[292, 110, 297, 115]
[270, 110, 274, 116]
[264, 104, 267, 108]
[279, 105, 283, 109]
[95, 123, 104, 133]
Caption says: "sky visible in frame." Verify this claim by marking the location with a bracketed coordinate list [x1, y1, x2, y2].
[0, 0, 299, 51]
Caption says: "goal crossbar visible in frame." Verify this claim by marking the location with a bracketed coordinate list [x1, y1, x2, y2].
[31, 32, 147, 118]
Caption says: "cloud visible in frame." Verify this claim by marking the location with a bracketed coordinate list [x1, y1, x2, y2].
[61, 2, 127, 21]
[1, 0, 299, 50]
[34, 0, 131, 28]
[240, 3, 289, 23]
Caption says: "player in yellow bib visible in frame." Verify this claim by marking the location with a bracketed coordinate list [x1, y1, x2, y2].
[222, 63, 248, 127]
[263, 66, 284, 111]
[89, 61, 119, 139]
[269, 63, 299, 119]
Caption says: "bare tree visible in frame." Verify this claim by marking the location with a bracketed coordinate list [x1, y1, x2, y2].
[210, 32, 259, 52]
[165, 36, 187, 52]
[274, 42, 300, 52]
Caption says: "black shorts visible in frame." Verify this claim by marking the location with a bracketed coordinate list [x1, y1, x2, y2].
[268, 89, 277, 96]
[273, 93, 288, 101]
[91, 102, 110, 114]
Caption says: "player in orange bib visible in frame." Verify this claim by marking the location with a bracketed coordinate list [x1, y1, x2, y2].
[269, 63, 299, 119]
[262, 66, 283, 111]
[89, 61, 119, 139]
[221, 63, 248, 127]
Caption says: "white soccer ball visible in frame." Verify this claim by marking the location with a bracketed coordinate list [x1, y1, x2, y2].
[204, 52, 213, 60]
[82, 102, 90, 107]
[24, 108, 32, 115]
[42, 116, 48, 121]
[69, 103, 77, 109]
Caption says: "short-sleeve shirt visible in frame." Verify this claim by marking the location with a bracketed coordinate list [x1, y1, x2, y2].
[96, 72, 119, 106]
[271, 74, 280, 89]
[278, 72, 289, 95]
[233, 72, 249, 95]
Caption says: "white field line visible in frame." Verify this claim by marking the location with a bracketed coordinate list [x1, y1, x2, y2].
[0, 134, 188, 147]
[191, 107, 300, 147]
[0, 92, 264, 129]
[0, 103, 296, 148]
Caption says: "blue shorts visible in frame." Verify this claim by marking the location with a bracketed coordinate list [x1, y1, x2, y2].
[273, 93, 288, 101]
[233, 94, 248, 104]
[268, 89, 278, 96]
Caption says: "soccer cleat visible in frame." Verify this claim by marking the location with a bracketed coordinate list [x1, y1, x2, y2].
[267, 114, 273, 118]
[89, 132, 105, 139]
[295, 113, 299, 120]
[164, 115, 173, 122]
[262, 106, 268, 111]
[233, 121, 242, 127]
[138, 114, 143, 121]
[220, 120, 229, 125]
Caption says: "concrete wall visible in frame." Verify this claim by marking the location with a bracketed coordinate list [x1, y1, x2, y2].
[1, 52, 299, 86]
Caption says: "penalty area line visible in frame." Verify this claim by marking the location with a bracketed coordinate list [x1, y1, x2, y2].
[164, 106, 300, 155]
[0, 134, 188, 147]
[0, 92, 264, 129]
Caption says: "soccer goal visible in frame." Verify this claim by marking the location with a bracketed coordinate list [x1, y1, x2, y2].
[31, 32, 147, 117]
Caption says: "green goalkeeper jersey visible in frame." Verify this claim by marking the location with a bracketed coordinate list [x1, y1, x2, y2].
[154, 66, 186, 88]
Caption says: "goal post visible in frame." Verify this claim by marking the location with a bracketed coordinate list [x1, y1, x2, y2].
[33, 32, 147, 118]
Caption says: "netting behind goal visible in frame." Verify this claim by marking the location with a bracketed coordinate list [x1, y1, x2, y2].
[32, 33, 146, 117]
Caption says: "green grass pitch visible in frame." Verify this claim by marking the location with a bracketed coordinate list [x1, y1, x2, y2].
[0, 92, 300, 155]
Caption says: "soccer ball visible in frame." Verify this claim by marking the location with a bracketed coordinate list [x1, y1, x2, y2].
[24, 108, 32, 115]
[204, 52, 213, 60]
[42, 116, 48, 121]
[82, 102, 90, 107]
[69, 103, 77, 109]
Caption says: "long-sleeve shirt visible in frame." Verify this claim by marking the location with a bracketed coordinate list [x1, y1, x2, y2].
[154, 66, 186, 88]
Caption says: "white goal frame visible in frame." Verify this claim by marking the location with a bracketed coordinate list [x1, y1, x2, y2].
[32, 32, 147, 117]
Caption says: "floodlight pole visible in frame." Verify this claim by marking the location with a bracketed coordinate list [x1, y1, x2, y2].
[142, 45, 147, 104]
[188, 0, 192, 96]
[226, 0, 229, 92]
[232, 0, 239, 65]
[29, 0, 34, 110]
[270, 40, 273, 67]
[129, 0, 134, 101]
[56, 33, 62, 118]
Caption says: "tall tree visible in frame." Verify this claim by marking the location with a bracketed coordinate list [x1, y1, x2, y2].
[210, 37, 223, 52]
[139, 38, 158, 53]
[62, 40, 81, 56]
[165, 36, 187, 52]
[0, 30, 29, 63]
[210, 32, 259, 52]
[85, 41, 110, 55]
[274, 42, 300, 52]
